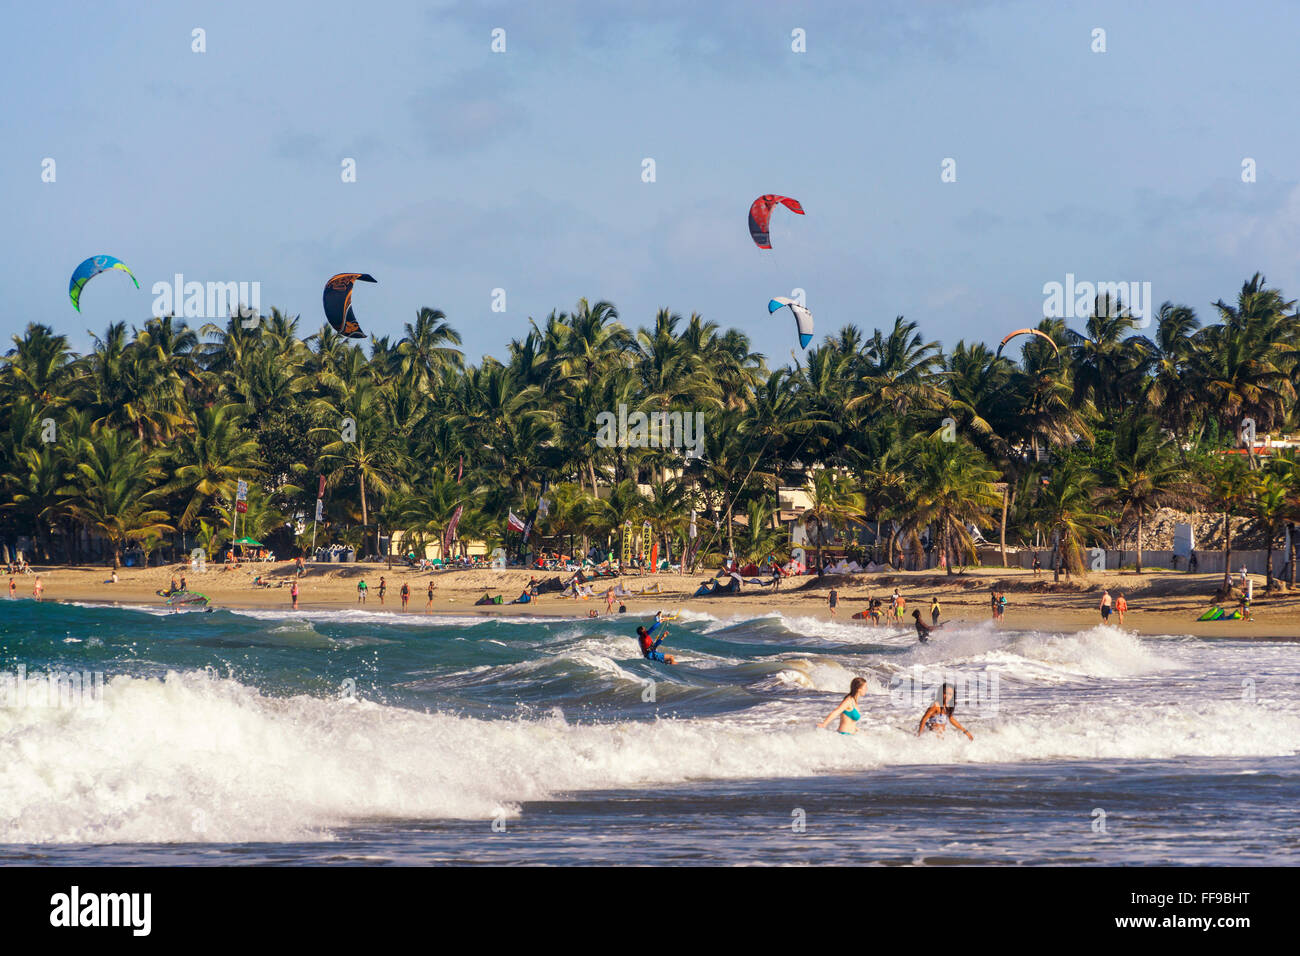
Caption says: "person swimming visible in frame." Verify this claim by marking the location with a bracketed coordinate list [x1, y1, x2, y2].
[818, 677, 868, 735]
[636, 624, 676, 665]
[916, 682, 973, 740]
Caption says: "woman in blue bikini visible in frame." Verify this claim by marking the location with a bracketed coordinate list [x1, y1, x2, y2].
[818, 677, 868, 735]
[916, 683, 974, 740]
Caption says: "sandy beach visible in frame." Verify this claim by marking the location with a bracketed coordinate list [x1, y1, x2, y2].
[16, 561, 1300, 639]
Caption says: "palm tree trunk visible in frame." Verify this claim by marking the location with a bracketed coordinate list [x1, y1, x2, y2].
[1135, 512, 1144, 573]
[1222, 509, 1232, 591]
[999, 484, 1009, 567]
[945, 516, 955, 576]
[359, 471, 370, 559]
[1265, 528, 1274, 590]
[1289, 523, 1296, 589]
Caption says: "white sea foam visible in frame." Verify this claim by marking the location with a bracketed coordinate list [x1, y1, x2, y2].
[2, 666, 1295, 844]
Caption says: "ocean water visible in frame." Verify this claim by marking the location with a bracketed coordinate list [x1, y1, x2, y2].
[1, 599, 1297, 865]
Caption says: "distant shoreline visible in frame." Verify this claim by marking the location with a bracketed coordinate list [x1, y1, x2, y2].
[14, 562, 1300, 640]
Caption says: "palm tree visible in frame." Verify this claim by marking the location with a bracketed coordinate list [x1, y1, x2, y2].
[896, 437, 1002, 574]
[801, 469, 865, 572]
[1205, 454, 1254, 591]
[161, 404, 264, 539]
[1250, 467, 1294, 591]
[63, 429, 174, 567]
[1106, 416, 1197, 572]
[312, 351, 405, 558]
[1026, 461, 1108, 582]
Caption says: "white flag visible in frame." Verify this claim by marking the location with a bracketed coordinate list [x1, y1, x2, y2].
[315, 498, 324, 522]
[689, 511, 697, 540]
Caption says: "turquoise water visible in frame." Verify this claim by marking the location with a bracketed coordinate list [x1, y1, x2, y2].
[2, 598, 1298, 864]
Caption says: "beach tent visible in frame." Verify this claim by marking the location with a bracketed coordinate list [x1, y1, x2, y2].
[234, 537, 264, 547]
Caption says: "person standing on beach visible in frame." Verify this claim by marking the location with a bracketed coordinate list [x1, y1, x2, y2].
[180, 574, 188, 591]
[1032, 554, 1041, 576]
[990, 589, 999, 621]
[32, 576, 43, 601]
[930, 597, 941, 626]
[426, 580, 435, 612]
[400, 582, 410, 610]
[1099, 589, 1113, 624]
[997, 591, 1007, 622]
[357, 579, 368, 603]
[8, 577, 15, 599]
[291, 579, 299, 610]
[377, 576, 387, 604]
[772, 563, 782, 591]
[828, 587, 839, 617]
[1114, 592, 1127, 626]
[605, 587, 615, 614]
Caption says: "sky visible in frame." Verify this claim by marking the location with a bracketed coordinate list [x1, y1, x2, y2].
[4, 0, 1300, 365]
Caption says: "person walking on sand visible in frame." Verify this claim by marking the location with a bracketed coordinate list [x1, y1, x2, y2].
[828, 587, 839, 617]
[1099, 589, 1113, 624]
[291, 579, 299, 610]
[377, 576, 387, 604]
[32, 576, 43, 601]
[426, 579, 435, 612]
[818, 677, 869, 735]
[400, 582, 410, 610]
[930, 596, 941, 626]
[1114, 591, 1127, 626]
[1032, 553, 1041, 576]
[606, 587, 616, 614]
[8, 576, 15, 599]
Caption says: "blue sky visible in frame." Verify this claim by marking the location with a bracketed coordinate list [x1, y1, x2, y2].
[4, 0, 1299, 364]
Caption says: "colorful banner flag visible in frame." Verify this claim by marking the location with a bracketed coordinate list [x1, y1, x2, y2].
[317, 475, 326, 498]
[507, 511, 526, 533]
[443, 504, 464, 557]
[236, 479, 248, 502]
